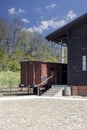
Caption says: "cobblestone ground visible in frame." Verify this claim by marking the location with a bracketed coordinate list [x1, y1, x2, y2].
[0, 96, 87, 130]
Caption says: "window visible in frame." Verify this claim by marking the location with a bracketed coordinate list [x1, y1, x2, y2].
[82, 56, 86, 71]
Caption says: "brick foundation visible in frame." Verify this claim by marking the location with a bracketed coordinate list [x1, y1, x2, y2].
[71, 86, 87, 96]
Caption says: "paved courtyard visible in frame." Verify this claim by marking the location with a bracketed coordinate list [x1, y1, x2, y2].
[0, 96, 87, 130]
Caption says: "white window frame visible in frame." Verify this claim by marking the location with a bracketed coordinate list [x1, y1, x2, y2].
[82, 56, 86, 71]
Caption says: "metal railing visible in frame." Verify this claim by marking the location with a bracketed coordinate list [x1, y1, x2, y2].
[37, 75, 54, 96]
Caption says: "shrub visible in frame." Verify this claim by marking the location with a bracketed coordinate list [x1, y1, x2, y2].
[8, 60, 20, 72]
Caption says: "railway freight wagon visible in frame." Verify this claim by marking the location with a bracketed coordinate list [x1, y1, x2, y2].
[20, 61, 67, 87]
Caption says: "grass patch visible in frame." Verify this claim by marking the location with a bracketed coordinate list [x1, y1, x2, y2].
[0, 71, 20, 88]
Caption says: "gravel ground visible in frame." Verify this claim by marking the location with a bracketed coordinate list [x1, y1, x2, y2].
[0, 96, 87, 130]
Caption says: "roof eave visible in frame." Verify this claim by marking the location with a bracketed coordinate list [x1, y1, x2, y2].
[46, 13, 87, 43]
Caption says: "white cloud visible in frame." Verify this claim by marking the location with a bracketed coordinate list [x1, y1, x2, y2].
[22, 18, 30, 23]
[8, 8, 16, 15]
[23, 10, 77, 34]
[52, 20, 66, 28]
[19, 8, 25, 13]
[8, 8, 25, 15]
[66, 10, 77, 20]
[46, 3, 57, 9]
[27, 19, 66, 34]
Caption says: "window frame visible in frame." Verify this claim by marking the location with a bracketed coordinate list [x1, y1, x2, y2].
[82, 55, 86, 71]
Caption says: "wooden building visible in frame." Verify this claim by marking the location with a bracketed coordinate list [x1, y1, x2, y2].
[20, 61, 67, 87]
[46, 13, 87, 96]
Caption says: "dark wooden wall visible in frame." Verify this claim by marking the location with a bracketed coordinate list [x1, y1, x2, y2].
[68, 22, 87, 86]
[47, 63, 62, 85]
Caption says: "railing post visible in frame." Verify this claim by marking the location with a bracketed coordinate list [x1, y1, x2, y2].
[37, 85, 40, 96]
[28, 85, 30, 94]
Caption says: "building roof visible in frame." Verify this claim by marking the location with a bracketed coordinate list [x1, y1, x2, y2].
[46, 13, 87, 43]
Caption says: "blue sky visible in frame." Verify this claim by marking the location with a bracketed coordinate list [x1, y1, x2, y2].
[0, 0, 87, 37]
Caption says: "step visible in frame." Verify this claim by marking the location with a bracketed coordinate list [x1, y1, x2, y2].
[41, 85, 64, 97]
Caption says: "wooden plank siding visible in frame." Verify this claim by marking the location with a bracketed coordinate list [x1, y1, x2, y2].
[20, 61, 67, 87]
